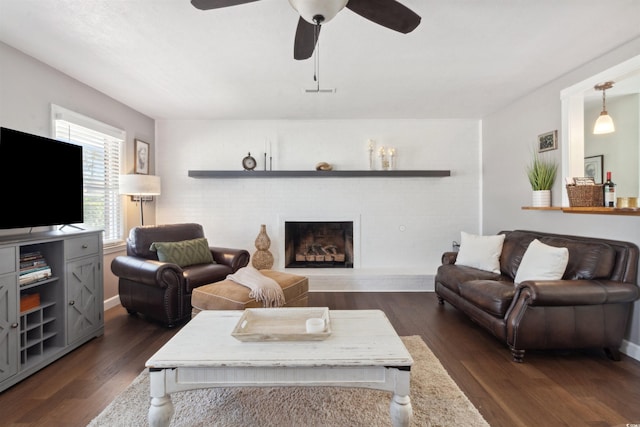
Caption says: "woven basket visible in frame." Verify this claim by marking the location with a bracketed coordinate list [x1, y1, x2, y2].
[566, 184, 603, 207]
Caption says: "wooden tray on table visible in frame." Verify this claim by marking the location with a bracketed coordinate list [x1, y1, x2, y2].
[231, 307, 331, 342]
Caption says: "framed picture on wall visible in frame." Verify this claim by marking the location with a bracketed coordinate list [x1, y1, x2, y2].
[135, 139, 150, 175]
[584, 155, 603, 184]
[537, 130, 558, 152]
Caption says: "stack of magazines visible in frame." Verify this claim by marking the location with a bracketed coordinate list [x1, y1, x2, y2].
[19, 251, 52, 286]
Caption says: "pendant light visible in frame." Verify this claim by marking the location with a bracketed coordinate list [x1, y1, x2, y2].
[593, 81, 615, 135]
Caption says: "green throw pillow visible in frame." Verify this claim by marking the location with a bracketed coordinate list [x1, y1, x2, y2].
[149, 238, 215, 267]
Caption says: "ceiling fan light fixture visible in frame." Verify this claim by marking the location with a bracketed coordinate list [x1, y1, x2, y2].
[288, 0, 349, 25]
[593, 81, 615, 135]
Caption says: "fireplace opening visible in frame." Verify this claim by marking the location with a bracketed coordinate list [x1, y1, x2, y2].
[284, 221, 354, 268]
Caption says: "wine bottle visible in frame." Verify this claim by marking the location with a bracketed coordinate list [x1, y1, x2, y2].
[603, 171, 616, 207]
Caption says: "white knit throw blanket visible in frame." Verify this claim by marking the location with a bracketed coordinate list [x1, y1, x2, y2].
[226, 267, 285, 307]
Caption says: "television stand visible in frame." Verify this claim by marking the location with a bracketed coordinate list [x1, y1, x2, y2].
[0, 229, 103, 392]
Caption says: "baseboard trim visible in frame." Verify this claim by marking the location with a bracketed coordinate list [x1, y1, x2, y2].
[104, 295, 121, 311]
[621, 339, 640, 362]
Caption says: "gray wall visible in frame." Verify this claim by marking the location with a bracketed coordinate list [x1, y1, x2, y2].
[482, 37, 640, 357]
[0, 41, 156, 302]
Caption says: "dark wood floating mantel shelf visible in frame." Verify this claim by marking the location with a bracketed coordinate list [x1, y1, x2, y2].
[188, 170, 451, 179]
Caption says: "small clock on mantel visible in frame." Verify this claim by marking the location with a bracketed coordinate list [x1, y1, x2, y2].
[242, 152, 257, 170]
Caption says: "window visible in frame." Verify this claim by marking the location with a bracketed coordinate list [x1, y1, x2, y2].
[52, 105, 124, 246]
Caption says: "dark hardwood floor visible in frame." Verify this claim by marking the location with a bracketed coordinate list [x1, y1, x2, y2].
[1, 292, 639, 426]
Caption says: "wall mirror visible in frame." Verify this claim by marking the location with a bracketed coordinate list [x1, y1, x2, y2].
[560, 54, 640, 206]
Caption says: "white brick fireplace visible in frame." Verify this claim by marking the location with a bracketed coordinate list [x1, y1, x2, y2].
[156, 118, 481, 291]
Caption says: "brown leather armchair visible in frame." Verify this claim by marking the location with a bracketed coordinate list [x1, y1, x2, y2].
[111, 223, 250, 327]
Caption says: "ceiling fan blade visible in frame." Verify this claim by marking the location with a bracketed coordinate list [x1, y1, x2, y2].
[346, 0, 421, 33]
[294, 17, 321, 60]
[190, 0, 261, 11]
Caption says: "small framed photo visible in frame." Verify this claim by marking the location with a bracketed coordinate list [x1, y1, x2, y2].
[584, 155, 603, 184]
[135, 139, 150, 175]
[538, 130, 558, 152]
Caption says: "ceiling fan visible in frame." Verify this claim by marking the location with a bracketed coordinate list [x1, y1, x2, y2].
[190, 0, 421, 60]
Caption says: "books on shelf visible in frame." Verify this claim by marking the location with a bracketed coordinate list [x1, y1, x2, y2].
[19, 267, 52, 285]
[19, 251, 52, 286]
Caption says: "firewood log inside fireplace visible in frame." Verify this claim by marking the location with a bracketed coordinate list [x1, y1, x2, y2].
[296, 243, 345, 262]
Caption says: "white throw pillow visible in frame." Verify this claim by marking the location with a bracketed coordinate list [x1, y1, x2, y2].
[514, 239, 569, 284]
[455, 231, 505, 274]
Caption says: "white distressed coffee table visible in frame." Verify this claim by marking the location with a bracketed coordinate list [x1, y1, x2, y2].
[146, 309, 413, 426]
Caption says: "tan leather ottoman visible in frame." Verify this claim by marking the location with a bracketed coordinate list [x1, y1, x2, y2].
[191, 269, 308, 314]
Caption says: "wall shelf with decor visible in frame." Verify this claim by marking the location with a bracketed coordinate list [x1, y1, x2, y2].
[521, 206, 640, 216]
[188, 170, 451, 178]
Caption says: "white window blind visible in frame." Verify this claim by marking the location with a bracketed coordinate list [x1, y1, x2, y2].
[52, 105, 124, 246]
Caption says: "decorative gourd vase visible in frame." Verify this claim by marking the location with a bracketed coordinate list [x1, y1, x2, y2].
[532, 190, 551, 207]
[252, 224, 274, 270]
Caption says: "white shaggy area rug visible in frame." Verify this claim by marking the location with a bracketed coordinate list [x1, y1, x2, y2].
[88, 336, 489, 426]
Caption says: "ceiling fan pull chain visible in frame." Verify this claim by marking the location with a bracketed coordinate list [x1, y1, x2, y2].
[315, 26, 320, 90]
[311, 22, 320, 90]
[313, 51, 317, 82]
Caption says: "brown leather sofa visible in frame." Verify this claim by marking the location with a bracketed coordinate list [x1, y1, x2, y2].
[111, 223, 250, 327]
[435, 230, 639, 362]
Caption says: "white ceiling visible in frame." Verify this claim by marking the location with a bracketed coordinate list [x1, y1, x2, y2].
[1, 0, 639, 120]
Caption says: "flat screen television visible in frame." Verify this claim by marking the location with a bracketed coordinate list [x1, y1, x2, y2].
[0, 127, 83, 229]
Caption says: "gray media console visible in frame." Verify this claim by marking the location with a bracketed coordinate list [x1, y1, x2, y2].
[0, 229, 104, 392]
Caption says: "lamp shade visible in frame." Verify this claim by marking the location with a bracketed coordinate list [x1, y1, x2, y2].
[593, 112, 615, 135]
[119, 174, 161, 196]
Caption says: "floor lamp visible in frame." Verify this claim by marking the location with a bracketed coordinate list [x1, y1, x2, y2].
[119, 174, 161, 226]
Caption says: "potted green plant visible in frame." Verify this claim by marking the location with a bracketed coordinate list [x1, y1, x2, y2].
[527, 152, 557, 207]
